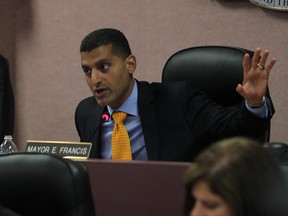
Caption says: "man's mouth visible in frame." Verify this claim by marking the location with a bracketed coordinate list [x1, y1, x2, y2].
[94, 88, 107, 97]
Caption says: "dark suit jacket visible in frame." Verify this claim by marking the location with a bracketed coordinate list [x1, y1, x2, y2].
[75, 80, 272, 162]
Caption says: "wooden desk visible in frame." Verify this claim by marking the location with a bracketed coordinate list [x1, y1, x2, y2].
[81, 160, 190, 216]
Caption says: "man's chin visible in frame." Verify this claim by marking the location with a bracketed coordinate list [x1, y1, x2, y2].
[95, 97, 109, 107]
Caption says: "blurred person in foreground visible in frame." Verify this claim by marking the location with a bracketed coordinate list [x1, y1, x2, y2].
[76, 28, 275, 161]
[184, 136, 288, 216]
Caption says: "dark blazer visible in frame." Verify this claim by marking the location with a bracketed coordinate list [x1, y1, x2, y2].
[75, 80, 272, 162]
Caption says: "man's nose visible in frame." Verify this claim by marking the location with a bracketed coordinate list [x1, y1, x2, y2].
[91, 69, 102, 84]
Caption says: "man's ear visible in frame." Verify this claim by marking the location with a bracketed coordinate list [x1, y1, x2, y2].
[126, 55, 136, 74]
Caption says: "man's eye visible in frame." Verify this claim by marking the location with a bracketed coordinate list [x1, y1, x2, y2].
[83, 68, 91, 75]
[100, 63, 110, 71]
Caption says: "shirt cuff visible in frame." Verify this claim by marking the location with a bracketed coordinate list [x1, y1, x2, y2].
[245, 100, 268, 118]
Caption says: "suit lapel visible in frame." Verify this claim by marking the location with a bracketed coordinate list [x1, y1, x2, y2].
[88, 104, 105, 158]
[137, 81, 159, 160]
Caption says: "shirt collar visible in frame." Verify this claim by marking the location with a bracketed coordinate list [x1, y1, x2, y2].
[107, 79, 138, 117]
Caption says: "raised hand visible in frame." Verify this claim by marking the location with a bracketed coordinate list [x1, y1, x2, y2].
[236, 47, 276, 105]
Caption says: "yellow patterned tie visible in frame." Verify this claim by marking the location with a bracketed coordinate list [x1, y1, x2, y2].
[111, 111, 132, 160]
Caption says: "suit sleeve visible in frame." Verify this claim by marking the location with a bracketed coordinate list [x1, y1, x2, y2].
[184, 83, 273, 144]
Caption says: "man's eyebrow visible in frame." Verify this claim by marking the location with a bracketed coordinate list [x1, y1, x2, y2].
[81, 64, 89, 69]
[95, 58, 110, 66]
[81, 58, 111, 68]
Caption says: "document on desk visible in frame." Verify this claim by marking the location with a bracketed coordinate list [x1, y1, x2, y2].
[25, 140, 92, 160]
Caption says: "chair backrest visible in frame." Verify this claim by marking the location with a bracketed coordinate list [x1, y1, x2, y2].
[0, 152, 96, 216]
[162, 45, 272, 141]
[263, 142, 288, 164]
[0, 55, 14, 141]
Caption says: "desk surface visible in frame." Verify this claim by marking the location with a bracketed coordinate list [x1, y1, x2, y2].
[80, 159, 191, 216]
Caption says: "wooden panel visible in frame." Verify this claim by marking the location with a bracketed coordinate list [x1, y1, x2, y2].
[81, 160, 190, 216]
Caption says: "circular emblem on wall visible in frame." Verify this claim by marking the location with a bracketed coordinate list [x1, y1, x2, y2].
[250, 0, 288, 11]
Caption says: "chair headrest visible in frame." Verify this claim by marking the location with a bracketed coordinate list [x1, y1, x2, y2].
[162, 46, 254, 106]
[0, 152, 95, 216]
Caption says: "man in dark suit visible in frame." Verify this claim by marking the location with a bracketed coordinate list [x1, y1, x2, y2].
[75, 28, 275, 161]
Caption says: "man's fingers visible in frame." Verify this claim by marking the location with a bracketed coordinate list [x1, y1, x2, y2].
[251, 48, 261, 69]
[265, 58, 276, 74]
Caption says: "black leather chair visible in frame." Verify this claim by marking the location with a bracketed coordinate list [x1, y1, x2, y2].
[0, 152, 96, 216]
[162, 45, 274, 142]
[0, 55, 14, 141]
[263, 142, 288, 164]
[0, 204, 21, 216]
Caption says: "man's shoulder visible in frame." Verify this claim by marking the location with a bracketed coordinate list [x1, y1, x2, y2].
[76, 96, 98, 112]
[137, 80, 194, 95]
[78, 96, 96, 105]
[137, 80, 191, 90]
[136, 80, 197, 104]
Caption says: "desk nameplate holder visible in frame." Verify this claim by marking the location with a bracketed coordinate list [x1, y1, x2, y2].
[26, 140, 92, 160]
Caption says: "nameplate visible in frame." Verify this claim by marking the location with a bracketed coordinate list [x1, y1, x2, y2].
[26, 140, 92, 160]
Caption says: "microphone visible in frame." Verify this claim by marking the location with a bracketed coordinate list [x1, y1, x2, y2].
[101, 112, 110, 122]
[87, 111, 110, 141]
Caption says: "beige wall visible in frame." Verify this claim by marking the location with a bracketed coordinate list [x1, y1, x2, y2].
[1, 0, 287, 150]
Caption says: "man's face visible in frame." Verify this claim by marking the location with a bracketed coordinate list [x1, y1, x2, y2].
[81, 44, 136, 109]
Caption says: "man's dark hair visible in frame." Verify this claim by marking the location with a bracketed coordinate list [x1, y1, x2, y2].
[80, 28, 132, 60]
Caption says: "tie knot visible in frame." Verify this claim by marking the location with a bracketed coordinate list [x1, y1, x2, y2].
[112, 112, 127, 123]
